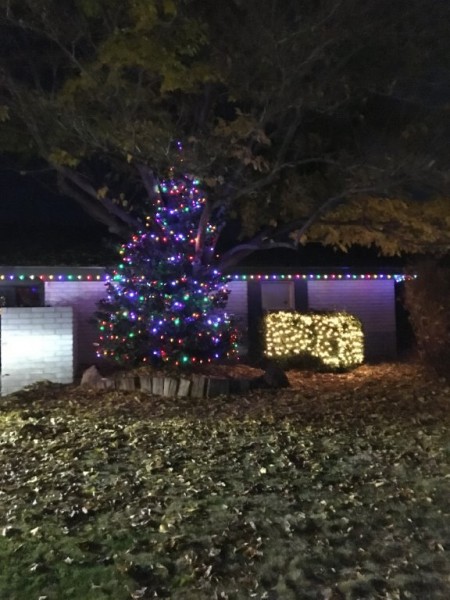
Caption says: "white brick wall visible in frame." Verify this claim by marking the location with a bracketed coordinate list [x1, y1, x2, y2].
[307, 280, 397, 360]
[45, 281, 107, 368]
[1, 307, 74, 395]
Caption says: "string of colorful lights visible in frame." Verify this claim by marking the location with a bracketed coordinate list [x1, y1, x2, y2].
[229, 273, 416, 282]
[0, 271, 416, 282]
[95, 175, 239, 367]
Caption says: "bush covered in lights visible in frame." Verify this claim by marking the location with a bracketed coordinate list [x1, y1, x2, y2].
[96, 174, 238, 367]
[264, 311, 364, 371]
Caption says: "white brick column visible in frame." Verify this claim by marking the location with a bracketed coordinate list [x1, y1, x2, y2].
[1, 307, 74, 395]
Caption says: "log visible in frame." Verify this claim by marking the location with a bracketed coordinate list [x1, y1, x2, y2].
[80, 365, 102, 388]
[207, 377, 230, 398]
[100, 377, 115, 390]
[139, 375, 153, 393]
[191, 374, 207, 398]
[152, 376, 164, 396]
[177, 378, 191, 397]
[117, 377, 137, 391]
[163, 377, 178, 397]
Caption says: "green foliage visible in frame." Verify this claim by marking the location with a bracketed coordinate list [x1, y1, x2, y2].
[0, 370, 448, 599]
[1, 0, 450, 255]
[404, 262, 450, 376]
[0, 0, 216, 168]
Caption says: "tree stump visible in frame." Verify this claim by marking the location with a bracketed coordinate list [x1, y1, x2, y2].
[163, 377, 178, 397]
[177, 378, 191, 397]
[191, 374, 207, 398]
[80, 365, 102, 388]
[100, 377, 115, 390]
[117, 377, 137, 391]
[152, 377, 164, 396]
[139, 375, 153, 393]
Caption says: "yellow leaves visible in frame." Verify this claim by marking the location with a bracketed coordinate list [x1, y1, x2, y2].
[159, 64, 190, 94]
[329, 196, 408, 223]
[160, 60, 220, 94]
[163, 0, 177, 18]
[298, 233, 308, 246]
[129, 0, 158, 31]
[299, 194, 450, 255]
[128, 0, 177, 30]
[214, 114, 270, 146]
[238, 187, 450, 257]
[203, 176, 221, 188]
[96, 186, 109, 199]
[48, 149, 80, 168]
[59, 2, 212, 101]
[119, 193, 128, 208]
[97, 185, 129, 208]
[248, 154, 270, 172]
[59, 68, 100, 104]
[212, 113, 271, 172]
[228, 145, 269, 171]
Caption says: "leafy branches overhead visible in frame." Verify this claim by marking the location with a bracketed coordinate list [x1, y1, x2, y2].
[1, 0, 450, 259]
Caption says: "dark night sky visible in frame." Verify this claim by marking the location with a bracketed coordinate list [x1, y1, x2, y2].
[1, 169, 83, 224]
[0, 167, 116, 265]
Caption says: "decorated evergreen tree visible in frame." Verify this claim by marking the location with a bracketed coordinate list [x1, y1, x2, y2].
[97, 174, 238, 367]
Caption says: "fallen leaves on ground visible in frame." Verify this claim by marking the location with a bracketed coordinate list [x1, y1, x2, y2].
[0, 362, 449, 599]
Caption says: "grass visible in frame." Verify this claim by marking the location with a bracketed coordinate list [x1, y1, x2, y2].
[0, 363, 449, 599]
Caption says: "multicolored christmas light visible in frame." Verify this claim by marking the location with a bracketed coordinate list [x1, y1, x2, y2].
[0, 269, 415, 282]
[96, 174, 238, 367]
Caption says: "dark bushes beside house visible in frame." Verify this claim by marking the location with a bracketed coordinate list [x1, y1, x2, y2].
[404, 261, 450, 377]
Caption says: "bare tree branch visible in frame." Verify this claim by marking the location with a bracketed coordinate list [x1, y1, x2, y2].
[57, 172, 130, 237]
[135, 164, 161, 204]
[57, 166, 142, 232]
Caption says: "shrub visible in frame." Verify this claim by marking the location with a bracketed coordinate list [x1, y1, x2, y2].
[403, 261, 450, 376]
[264, 311, 364, 371]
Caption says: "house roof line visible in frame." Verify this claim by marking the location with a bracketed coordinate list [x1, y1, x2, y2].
[0, 265, 415, 282]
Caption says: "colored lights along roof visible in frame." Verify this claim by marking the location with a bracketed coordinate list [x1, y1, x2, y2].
[0, 266, 415, 282]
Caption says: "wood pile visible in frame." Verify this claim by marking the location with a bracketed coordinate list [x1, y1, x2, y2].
[81, 362, 290, 397]
[81, 365, 253, 398]
[103, 373, 252, 397]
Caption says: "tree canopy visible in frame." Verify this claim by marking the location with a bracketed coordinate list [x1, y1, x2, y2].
[1, 0, 450, 264]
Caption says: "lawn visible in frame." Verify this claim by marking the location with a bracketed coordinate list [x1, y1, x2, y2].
[0, 363, 449, 599]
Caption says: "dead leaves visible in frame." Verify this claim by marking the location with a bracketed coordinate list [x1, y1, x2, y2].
[0, 362, 448, 598]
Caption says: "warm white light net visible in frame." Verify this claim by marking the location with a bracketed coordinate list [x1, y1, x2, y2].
[264, 311, 364, 370]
